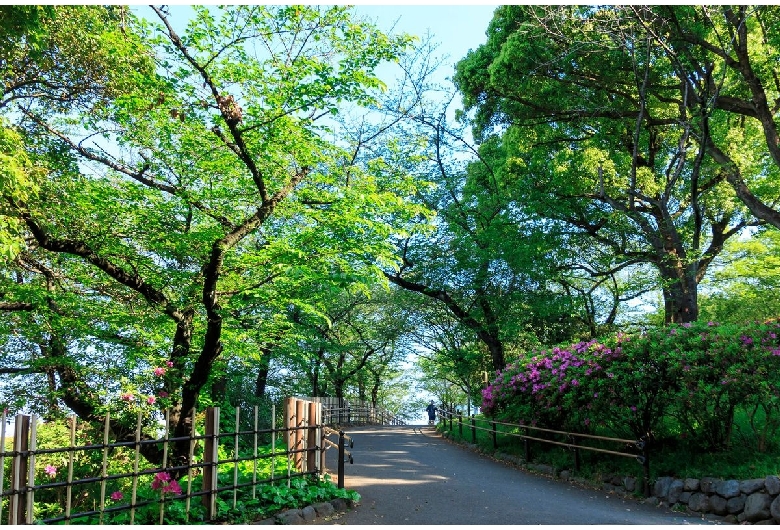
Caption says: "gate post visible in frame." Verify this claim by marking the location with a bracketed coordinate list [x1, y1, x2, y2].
[8, 414, 30, 525]
[307, 402, 318, 474]
[202, 407, 220, 520]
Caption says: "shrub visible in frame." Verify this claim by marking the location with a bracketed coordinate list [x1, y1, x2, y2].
[483, 320, 780, 452]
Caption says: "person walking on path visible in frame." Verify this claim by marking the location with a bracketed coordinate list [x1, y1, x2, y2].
[425, 400, 436, 425]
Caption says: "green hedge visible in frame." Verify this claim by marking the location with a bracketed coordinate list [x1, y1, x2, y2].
[483, 320, 780, 451]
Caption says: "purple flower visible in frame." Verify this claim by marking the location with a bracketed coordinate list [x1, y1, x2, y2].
[111, 491, 123, 501]
[44, 465, 57, 477]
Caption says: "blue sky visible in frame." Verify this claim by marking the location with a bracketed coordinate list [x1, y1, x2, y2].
[352, 5, 498, 71]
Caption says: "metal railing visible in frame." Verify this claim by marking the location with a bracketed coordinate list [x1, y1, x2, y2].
[0, 400, 348, 525]
[437, 409, 650, 496]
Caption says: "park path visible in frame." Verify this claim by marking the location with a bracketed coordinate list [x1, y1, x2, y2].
[320, 425, 718, 525]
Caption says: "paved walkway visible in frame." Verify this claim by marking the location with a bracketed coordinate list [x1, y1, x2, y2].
[321, 425, 718, 525]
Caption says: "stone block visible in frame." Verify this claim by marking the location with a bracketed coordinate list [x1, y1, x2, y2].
[770, 494, 780, 523]
[700, 477, 717, 494]
[313, 502, 335, 518]
[623, 476, 636, 493]
[275, 509, 304, 525]
[654, 476, 674, 499]
[745, 492, 772, 522]
[687, 492, 710, 513]
[330, 498, 348, 511]
[709, 495, 728, 516]
[766, 476, 780, 496]
[740, 478, 765, 495]
[727, 494, 746, 515]
[301, 506, 316, 522]
[715, 479, 741, 499]
[679, 491, 691, 504]
[668, 480, 684, 504]
[683, 478, 700, 491]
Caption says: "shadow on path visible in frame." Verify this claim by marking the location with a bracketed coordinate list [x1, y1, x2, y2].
[321, 425, 720, 525]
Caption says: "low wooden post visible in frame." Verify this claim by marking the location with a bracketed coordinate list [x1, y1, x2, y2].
[8, 414, 30, 525]
[523, 426, 531, 463]
[202, 407, 220, 520]
[471, 415, 476, 444]
[458, 412, 463, 438]
[491, 421, 497, 450]
[570, 434, 581, 472]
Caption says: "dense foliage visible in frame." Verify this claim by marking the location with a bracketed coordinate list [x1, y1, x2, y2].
[483, 320, 780, 452]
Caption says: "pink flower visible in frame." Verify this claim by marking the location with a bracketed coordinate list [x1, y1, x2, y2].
[121, 392, 133, 401]
[110, 491, 123, 501]
[45, 465, 57, 477]
[166, 361, 174, 367]
[155, 471, 171, 482]
[163, 480, 182, 495]
[153, 367, 166, 377]
[630, 406, 637, 412]
[159, 391, 169, 398]
[147, 396, 156, 405]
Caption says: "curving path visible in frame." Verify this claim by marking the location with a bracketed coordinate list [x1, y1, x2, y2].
[321, 425, 721, 525]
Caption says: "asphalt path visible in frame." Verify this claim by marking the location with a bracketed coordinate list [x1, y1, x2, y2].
[320, 425, 719, 525]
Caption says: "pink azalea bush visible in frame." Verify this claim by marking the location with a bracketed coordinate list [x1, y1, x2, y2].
[483, 320, 780, 450]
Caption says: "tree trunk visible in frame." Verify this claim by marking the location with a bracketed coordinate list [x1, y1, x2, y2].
[660, 266, 699, 323]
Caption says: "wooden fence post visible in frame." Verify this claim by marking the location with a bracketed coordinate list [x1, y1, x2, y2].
[202, 407, 220, 520]
[8, 414, 30, 525]
[307, 402, 317, 474]
[294, 399, 304, 471]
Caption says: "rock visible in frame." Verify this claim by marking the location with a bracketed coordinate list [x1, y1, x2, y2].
[738, 512, 747, 523]
[700, 477, 717, 494]
[312, 502, 335, 517]
[755, 520, 775, 525]
[727, 494, 746, 515]
[610, 475, 623, 486]
[715, 479, 741, 499]
[559, 470, 571, 481]
[275, 509, 304, 525]
[623, 476, 636, 493]
[301, 506, 316, 522]
[744, 493, 772, 522]
[687, 493, 710, 513]
[723, 515, 738, 524]
[667, 480, 684, 504]
[683, 478, 700, 491]
[679, 491, 691, 504]
[709, 495, 728, 515]
[644, 496, 658, 505]
[251, 518, 276, 525]
[330, 498, 350, 511]
[653, 476, 674, 499]
[770, 494, 780, 522]
[741, 478, 765, 495]
[766, 476, 780, 496]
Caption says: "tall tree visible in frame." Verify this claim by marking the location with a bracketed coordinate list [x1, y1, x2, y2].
[454, 5, 756, 323]
[1, 5, 419, 466]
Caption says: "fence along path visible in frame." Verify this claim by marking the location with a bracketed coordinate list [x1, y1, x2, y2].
[0, 397, 386, 525]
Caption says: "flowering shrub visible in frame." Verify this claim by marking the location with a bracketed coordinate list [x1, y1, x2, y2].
[483, 320, 780, 450]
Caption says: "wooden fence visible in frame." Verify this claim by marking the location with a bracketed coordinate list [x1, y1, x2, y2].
[0, 398, 337, 525]
[297, 397, 405, 426]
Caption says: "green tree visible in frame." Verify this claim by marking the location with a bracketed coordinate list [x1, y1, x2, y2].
[454, 5, 756, 324]
[1, 5, 420, 466]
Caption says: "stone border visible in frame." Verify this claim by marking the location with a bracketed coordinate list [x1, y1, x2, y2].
[251, 497, 356, 525]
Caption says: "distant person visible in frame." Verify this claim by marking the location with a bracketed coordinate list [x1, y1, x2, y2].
[426, 400, 436, 425]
